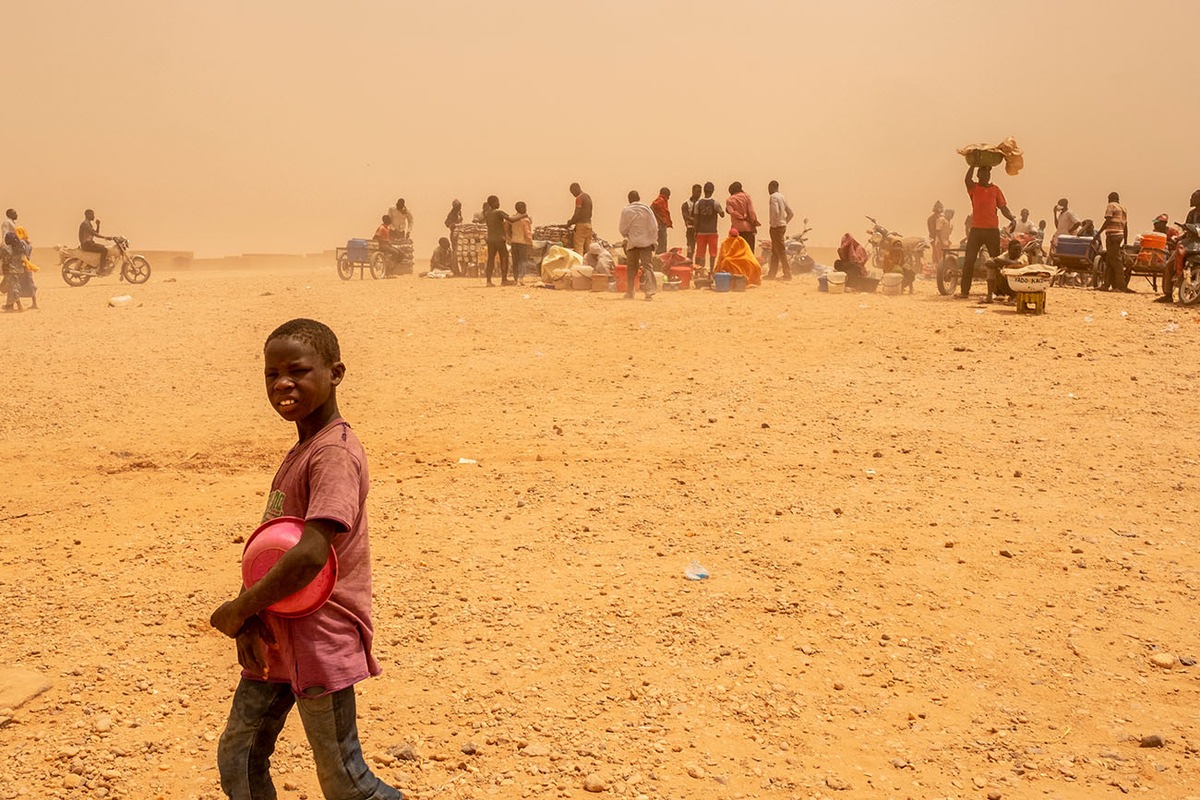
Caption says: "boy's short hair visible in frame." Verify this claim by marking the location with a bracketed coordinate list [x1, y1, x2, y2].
[1006, 241, 1022, 257]
[266, 319, 341, 366]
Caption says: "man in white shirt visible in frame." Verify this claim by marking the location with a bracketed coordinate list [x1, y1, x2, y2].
[386, 198, 414, 240]
[618, 190, 659, 300]
[1051, 198, 1081, 250]
[1009, 207, 1036, 236]
[766, 180, 796, 280]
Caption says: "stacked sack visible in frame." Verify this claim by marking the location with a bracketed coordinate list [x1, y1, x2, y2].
[395, 239, 415, 275]
[452, 223, 488, 277]
[534, 225, 572, 248]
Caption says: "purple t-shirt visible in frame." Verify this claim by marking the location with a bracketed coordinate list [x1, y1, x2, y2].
[253, 418, 380, 695]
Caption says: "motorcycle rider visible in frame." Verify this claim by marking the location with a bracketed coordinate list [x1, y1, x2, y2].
[78, 209, 111, 274]
[1158, 191, 1200, 303]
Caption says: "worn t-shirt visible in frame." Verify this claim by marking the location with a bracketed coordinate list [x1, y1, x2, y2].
[968, 183, 1007, 230]
[569, 192, 593, 225]
[78, 220, 97, 245]
[1101, 202, 1128, 236]
[484, 208, 509, 243]
[255, 418, 380, 696]
[692, 197, 722, 234]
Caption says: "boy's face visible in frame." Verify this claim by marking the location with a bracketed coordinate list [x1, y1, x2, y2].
[264, 337, 344, 424]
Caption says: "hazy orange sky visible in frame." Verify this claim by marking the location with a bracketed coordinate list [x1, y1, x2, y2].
[9, 1, 1199, 257]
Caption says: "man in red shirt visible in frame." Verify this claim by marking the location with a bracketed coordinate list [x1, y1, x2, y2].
[960, 165, 1016, 298]
[650, 187, 672, 254]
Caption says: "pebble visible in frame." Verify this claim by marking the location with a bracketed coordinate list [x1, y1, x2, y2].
[1140, 734, 1166, 748]
[685, 764, 706, 779]
[63, 775, 83, 789]
[832, 681, 845, 691]
[973, 776, 987, 788]
[522, 743, 551, 757]
[999, 549, 1014, 558]
[1149, 652, 1177, 669]
[93, 715, 112, 733]
[390, 743, 417, 761]
[583, 774, 607, 793]
[1181, 656, 1197, 667]
[988, 792, 1002, 800]
[825, 775, 851, 791]
[460, 741, 478, 756]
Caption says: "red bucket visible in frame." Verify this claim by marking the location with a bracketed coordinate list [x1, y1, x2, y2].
[667, 265, 693, 289]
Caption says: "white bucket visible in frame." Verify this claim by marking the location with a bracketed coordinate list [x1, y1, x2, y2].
[828, 271, 846, 294]
[880, 273, 903, 296]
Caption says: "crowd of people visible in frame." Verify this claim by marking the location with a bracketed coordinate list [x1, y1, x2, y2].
[1, 208, 38, 312]
[371, 180, 804, 296]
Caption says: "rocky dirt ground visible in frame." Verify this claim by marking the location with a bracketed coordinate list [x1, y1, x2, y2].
[0, 265, 1198, 800]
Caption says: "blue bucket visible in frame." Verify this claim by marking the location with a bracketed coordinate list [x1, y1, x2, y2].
[713, 272, 732, 292]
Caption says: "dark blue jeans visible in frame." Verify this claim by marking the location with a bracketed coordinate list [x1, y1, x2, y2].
[218, 678, 401, 800]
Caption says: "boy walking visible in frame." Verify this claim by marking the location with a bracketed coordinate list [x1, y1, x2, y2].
[210, 319, 401, 800]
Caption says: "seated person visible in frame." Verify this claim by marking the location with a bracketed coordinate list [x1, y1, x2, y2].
[714, 228, 762, 286]
[430, 237, 457, 276]
[984, 240, 1024, 303]
[583, 243, 614, 277]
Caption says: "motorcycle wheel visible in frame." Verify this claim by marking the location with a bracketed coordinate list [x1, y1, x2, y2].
[122, 256, 151, 284]
[791, 254, 815, 274]
[936, 256, 960, 296]
[1179, 257, 1200, 306]
[61, 258, 91, 287]
[369, 253, 387, 280]
[336, 255, 354, 281]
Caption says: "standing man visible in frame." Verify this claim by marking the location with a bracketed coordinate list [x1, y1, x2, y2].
[387, 198, 414, 240]
[0, 208, 17, 241]
[726, 182, 760, 250]
[509, 201, 533, 285]
[444, 199, 463, 262]
[1099, 191, 1130, 293]
[567, 183, 593, 255]
[766, 180, 796, 280]
[1010, 207, 1035, 235]
[960, 166, 1015, 299]
[618, 190, 659, 300]
[482, 195, 519, 287]
[681, 184, 702, 262]
[651, 187, 672, 254]
[78, 209, 110, 273]
[692, 182, 725, 274]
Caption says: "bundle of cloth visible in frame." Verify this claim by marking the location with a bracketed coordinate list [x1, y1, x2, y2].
[957, 136, 1024, 176]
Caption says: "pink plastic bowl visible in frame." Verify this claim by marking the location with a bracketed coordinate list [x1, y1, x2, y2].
[241, 516, 338, 618]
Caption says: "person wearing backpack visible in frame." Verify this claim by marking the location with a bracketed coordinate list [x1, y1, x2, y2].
[692, 182, 726, 274]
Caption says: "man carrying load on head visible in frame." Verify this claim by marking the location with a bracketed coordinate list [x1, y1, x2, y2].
[959, 165, 1015, 299]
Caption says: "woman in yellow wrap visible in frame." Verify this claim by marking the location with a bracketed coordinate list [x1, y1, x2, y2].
[15, 225, 38, 309]
[714, 227, 762, 286]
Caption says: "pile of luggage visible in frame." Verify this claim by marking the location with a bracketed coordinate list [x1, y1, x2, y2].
[452, 223, 488, 277]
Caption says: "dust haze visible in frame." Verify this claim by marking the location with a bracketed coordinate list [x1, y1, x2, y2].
[9, 0, 1198, 258]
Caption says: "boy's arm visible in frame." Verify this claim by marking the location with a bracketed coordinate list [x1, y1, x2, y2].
[210, 518, 340, 638]
[965, 166, 975, 193]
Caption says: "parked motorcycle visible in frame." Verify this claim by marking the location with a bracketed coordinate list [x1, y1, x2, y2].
[755, 218, 816, 274]
[1173, 222, 1200, 305]
[57, 236, 151, 287]
[865, 216, 928, 273]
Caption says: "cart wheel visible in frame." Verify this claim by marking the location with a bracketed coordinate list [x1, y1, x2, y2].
[936, 255, 960, 296]
[337, 255, 354, 280]
[369, 253, 387, 280]
[1091, 256, 1106, 289]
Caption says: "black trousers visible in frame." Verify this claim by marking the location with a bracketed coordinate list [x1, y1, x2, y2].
[961, 228, 1001, 295]
[486, 241, 509, 283]
[1104, 233, 1127, 290]
[80, 240, 107, 269]
[738, 230, 756, 250]
[685, 227, 696, 260]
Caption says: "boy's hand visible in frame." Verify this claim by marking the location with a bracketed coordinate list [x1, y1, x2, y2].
[210, 599, 250, 638]
[235, 616, 276, 678]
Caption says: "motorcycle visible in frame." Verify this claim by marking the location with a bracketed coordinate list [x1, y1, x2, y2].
[865, 216, 928, 274]
[1173, 222, 1200, 305]
[57, 236, 151, 287]
[755, 218, 816, 274]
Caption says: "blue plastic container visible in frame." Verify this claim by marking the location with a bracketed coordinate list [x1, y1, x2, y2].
[347, 238, 370, 263]
[818, 275, 829, 292]
[713, 272, 732, 292]
[1054, 235, 1094, 259]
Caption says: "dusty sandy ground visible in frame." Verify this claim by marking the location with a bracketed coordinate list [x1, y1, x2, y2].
[1, 264, 1198, 800]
